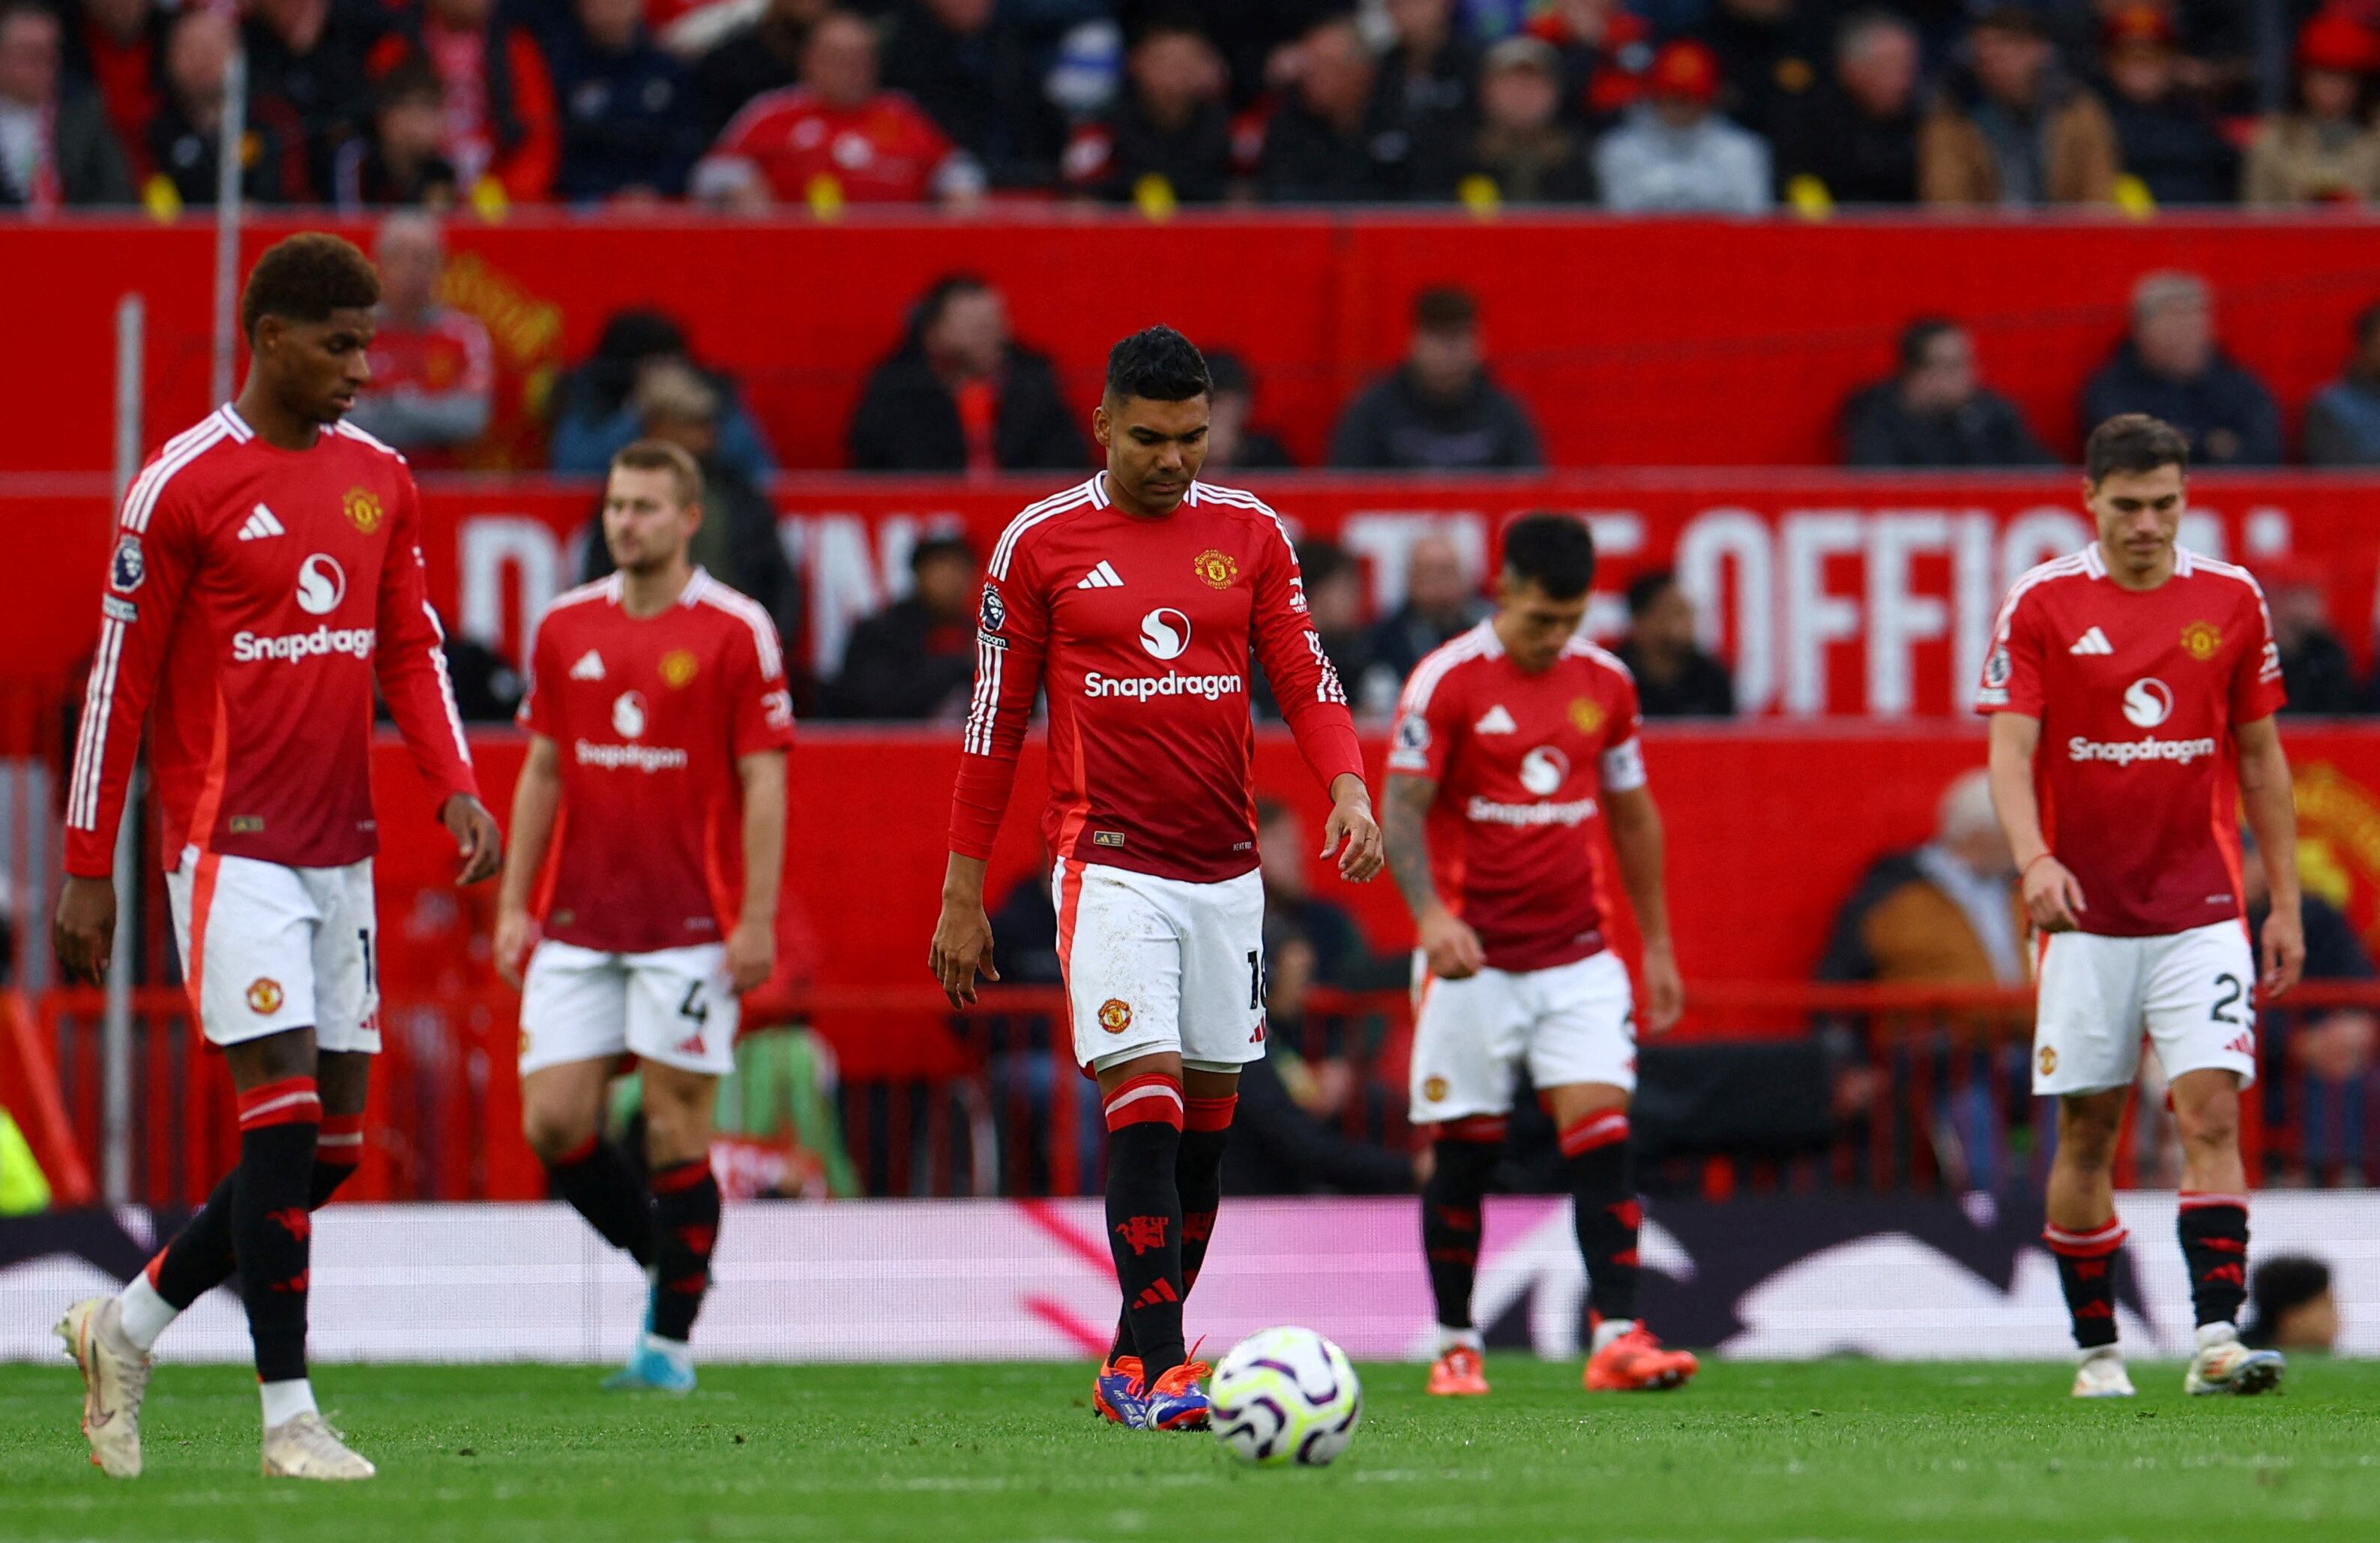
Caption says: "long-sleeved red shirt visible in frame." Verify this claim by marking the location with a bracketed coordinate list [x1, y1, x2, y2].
[949, 475, 1366, 883]
[64, 406, 479, 876]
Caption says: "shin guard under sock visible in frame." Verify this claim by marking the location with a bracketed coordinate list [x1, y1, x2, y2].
[1423, 1116, 1505, 1332]
[1561, 1109, 1640, 1325]
[232, 1077, 321, 1384]
[2045, 1217, 2127, 1350]
[1103, 1074, 1186, 1378]
[649, 1158, 722, 1344]
[2178, 1191, 2250, 1328]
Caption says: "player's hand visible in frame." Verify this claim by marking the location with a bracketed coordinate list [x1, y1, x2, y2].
[492, 908, 536, 990]
[2261, 904, 2306, 1002]
[726, 918, 775, 996]
[442, 794, 504, 885]
[930, 898, 1000, 1008]
[1418, 906, 1485, 981]
[2021, 855, 2086, 933]
[54, 874, 117, 986]
[1321, 778, 1384, 882]
[1639, 939, 1684, 1033]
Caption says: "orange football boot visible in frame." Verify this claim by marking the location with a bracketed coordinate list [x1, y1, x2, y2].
[1426, 1344, 1490, 1396]
[1093, 1355, 1144, 1425]
[1585, 1327, 1699, 1392]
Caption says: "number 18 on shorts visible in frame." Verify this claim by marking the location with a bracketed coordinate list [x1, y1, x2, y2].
[2032, 920, 2259, 1095]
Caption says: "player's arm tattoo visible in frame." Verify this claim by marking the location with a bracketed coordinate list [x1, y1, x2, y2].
[1382, 773, 1441, 921]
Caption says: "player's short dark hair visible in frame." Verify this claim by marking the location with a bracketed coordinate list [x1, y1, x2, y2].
[1624, 569, 1678, 619]
[1104, 325, 1211, 403]
[2085, 412, 2190, 484]
[610, 438, 702, 507]
[1413, 286, 1477, 334]
[1897, 316, 1959, 374]
[1500, 512, 1596, 600]
[2242, 1254, 2331, 1349]
[910, 532, 977, 572]
[240, 232, 380, 340]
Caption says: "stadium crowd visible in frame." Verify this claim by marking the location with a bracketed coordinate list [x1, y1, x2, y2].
[7, 0, 2380, 214]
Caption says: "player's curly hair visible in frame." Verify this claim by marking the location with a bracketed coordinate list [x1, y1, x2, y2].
[1500, 511, 1596, 600]
[1104, 325, 1211, 403]
[2085, 413, 2190, 484]
[239, 232, 380, 340]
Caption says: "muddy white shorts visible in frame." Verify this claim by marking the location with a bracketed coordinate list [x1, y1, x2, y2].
[2032, 919, 2259, 1095]
[1053, 860, 1267, 1074]
[518, 939, 738, 1077]
[166, 845, 380, 1053]
[1409, 949, 1638, 1124]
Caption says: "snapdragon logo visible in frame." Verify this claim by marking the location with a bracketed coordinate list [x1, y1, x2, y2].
[2067, 736, 2217, 766]
[1083, 670, 1245, 703]
[1467, 795, 1598, 828]
[232, 625, 376, 664]
[573, 739, 689, 772]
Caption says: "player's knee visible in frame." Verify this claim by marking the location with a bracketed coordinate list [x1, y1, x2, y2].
[2056, 1106, 2124, 1170]
[2174, 1089, 2240, 1153]
[522, 1104, 597, 1164]
[639, 1086, 713, 1165]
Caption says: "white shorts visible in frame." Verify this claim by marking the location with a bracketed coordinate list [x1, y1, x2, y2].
[518, 939, 738, 1078]
[2033, 920, 2259, 1095]
[1054, 860, 1266, 1074]
[166, 845, 379, 1053]
[1409, 949, 1638, 1124]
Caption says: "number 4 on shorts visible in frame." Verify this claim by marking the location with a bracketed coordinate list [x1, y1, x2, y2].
[678, 979, 709, 1026]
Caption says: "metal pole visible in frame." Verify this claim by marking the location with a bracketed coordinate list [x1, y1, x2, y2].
[209, 46, 247, 408]
[103, 293, 145, 1206]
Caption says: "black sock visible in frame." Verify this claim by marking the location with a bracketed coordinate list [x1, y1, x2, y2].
[1423, 1119, 1504, 1332]
[2045, 1218, 2126, 1350]
[230, 1077, 321, 1385]
[2178, 1191, 2250, 1327]
[1102, 1074, 1186, 1378]
[150, 1114, 364, 1310]
[1105, 1092, 1235, 1364]
[546, 1133, 657, 1267]
[650, 1158, 721, 1344]
[1561, 1110, 1639, 1326]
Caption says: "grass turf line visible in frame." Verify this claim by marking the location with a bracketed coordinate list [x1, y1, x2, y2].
[3, 1357, 2379, 1542]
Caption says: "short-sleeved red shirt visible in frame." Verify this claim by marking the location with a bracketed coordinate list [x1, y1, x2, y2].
[519, 569, 794, 954]
[1975, 544, 2285, 937]
[1387, 623, 1646, 972]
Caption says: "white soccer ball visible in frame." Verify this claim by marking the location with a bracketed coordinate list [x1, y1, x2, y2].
[1208, 1326, 1361, 1467]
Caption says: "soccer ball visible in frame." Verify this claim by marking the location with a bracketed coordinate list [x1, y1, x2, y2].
[1208, 1326, 1361, 1467]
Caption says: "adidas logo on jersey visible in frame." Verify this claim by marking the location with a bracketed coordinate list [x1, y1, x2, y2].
[238, 503, 286, 541]
[2070, 627, 2114, 655]
[568, 650, 606, 682]
[1474, 705, 1518, 735]
[1076, 561, 1124, 590]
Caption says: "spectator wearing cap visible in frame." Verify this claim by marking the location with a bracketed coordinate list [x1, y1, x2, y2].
[1522, 0, 1657, 130]
[2242, 1257, 2338, 1349]
[146, 7, 311, 206]
[2258, 558, 2361, 715]
[1840, 318, 2052, 468]
[2080, 271, 2281, 466]
[545, 0, 704, 201]
[2241, 13, 2380, 206]
[694, 9, 985, 208]
[1918, 5, 2118, 205]
[878, 0, 1058, 190]
[332, 62, 460, 209]
[2098, 3, 2235, 206]
[1202, 352, 1296, 471]
[1594, 39, 1772, 213]
[1061, 21, 1236, 207]
[1256, 15, 1415, 203]
[1615, 571, 1735, 718]
[1416, 34, 1597, 205]
[0, 1, 134, 207]
[1328, 287, 1544, 472]
[1772, 9, 1923, 208]
[348, 213, 495, 466]
[847, 274, 1086, 475]
[823, 534, 983, 721]
[690, 0, 828, 139]
[549, 307, 777, 478]
[2306, 302, 2380, 466]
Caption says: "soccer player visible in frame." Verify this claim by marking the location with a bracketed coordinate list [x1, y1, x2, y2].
[494, 439, 792, 1394]
[52, 233, 501, 1480]
[929, 326, 1382, 1432]
[1979, 414, 2301, 1399]
[1382, 512, 1697, 1398]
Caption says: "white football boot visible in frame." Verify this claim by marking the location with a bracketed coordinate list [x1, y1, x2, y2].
[56, 1296, 151, 1477]
[262, 1411, 377, 1480]
[2070, 1347, 2136, 1399]
[2185, 1328, 2285, 1396]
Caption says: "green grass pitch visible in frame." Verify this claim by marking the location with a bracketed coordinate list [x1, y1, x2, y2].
[4, 1357, 2379, 1542]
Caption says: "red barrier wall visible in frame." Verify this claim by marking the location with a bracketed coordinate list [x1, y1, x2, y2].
[7, 213, 2380, 477]
[11, 471, 2380, 713]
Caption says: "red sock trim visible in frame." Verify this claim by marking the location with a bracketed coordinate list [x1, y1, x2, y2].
[2178, 1191, 2250, 1212]
[650, 1158, 713, 1194]
[143, 1249, 166, 1288]
[1435, 1115, 1507, 1145]
[1184, 1094, 1237, 1133]
[1558, 1110, 1630, 1158]
[316, 1113, 364, 1155]
[2043, 1218, 2128, 1258]
[552, 1133, 600, 1167]
[237, 1076, 321, 1130]
[1103, 1074, 1184, 1131]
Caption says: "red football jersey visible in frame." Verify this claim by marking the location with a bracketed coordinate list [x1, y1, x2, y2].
[709, 87, 960, 204]
[950, 475, 1367, 884]
[517, 569, 795, 954]
[1976, 544, 2285, 937]
[64, 408, 478, 876]
[1387, 625, 1645, 972]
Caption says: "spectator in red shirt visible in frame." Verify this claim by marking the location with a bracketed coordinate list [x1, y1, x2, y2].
[375, 0, 559, 203]
[693, 8, 984, 209]
[63, 0, 162, 183]
[347, 212, 495, 467]
[690, 0, 828, 139]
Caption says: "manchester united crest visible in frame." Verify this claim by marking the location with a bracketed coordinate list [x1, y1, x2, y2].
[2037, 1045, 2058, 1077]
[343, 486, 384, 534]
[247, 978, 285, 1015]
[1098, 999, 1133, 1033]
[2181, 621, 2221, 661]
[1193, 549, 1239, 589]
[1422, 1076, 1449, 1103]
[1568, 698, 1605, 736]
[660, 649, 699, 689]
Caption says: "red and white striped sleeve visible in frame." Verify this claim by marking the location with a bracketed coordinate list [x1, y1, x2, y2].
[1245, 503, 1365, 796]
[947, 518, 1052, 861]
[372, 468, 480, 814]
